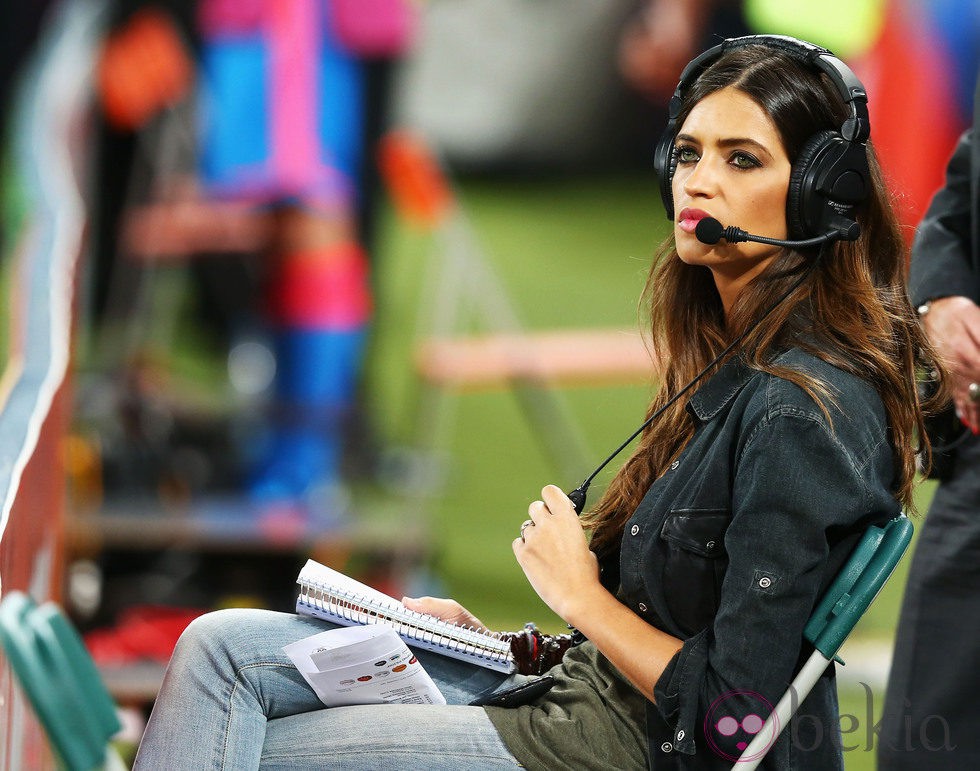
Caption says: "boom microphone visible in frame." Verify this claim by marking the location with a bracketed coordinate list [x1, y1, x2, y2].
[695, 217, 859, 249]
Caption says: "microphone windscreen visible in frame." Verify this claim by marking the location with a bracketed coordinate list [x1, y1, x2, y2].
[695, 217, 724, 245]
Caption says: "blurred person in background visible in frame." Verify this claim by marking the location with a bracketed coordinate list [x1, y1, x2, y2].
[879, 73, 980, 770]
[201, 2, 411, 502]
[191, 0, 414, 514]
[94, 0, 415, 516]
[132, 35, 940, 769]
[618, 0, 746, 102]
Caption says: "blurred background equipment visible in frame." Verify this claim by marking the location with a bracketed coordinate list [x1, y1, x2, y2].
[377, 130, 653, 489]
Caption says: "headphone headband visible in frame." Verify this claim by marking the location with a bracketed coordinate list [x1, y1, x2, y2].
[667, 35, 870, 143]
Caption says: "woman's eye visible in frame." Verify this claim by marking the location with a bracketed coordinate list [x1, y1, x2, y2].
[676, 146, 699, 164]
[730, 151, 760, 170]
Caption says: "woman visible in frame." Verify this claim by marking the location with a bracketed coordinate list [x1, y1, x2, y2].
[133, 36, 939, 769]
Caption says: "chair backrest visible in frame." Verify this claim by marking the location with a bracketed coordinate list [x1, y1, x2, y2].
[0, 592, 121, 770]
[804, 514, 914, 660]
[735, 514, 914, 770]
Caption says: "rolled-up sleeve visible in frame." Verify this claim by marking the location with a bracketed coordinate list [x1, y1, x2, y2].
[652, 629, 709, 755]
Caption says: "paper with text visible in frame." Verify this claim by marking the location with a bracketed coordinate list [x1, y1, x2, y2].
[284, 625, 447, 707]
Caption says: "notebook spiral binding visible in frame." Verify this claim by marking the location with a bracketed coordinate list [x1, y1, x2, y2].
[299, 581, 513, 664]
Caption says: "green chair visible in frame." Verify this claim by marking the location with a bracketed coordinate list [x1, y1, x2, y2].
[735, 514, 915, 769]
[0, 591, 126, 770]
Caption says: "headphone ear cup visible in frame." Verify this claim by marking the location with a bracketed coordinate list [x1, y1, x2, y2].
[654, 129, 678, 220]
[787, 130, 836, 240]
[663, 148, 679, 220]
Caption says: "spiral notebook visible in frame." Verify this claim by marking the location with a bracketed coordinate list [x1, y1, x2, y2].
[295, 559, 516, 673]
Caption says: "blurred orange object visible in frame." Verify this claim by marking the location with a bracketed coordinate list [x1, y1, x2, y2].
[854, 0, 962, 237]
[98, 8, 194, 131]
[376, 130, 453, 229]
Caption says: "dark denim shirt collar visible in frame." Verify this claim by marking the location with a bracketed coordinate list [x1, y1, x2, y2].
[686, 356, 755, 423]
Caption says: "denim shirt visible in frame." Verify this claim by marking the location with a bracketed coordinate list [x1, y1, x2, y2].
[620, 348, 899, 770]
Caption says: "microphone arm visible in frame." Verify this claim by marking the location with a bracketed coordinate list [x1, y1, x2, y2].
[564, 317, 767, 514]
[695, 216, 860, 249]
[716, 225, 835, 249]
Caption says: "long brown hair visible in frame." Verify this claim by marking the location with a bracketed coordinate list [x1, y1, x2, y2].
[584, 44, 944, 554]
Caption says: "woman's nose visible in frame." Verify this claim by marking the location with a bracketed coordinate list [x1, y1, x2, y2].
[680, 157, 719, 199]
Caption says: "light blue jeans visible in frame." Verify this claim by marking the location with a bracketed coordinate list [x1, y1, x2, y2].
[133, 608, 525, 769]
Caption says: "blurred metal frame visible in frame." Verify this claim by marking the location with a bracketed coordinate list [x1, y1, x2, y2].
[0, 0, 106, 766]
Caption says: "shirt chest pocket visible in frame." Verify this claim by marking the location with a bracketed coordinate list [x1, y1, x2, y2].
[660, 508, 730, 636]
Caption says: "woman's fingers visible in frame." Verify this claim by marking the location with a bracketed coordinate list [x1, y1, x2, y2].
[400, 596, 485, 629]
[541, 484, 575, 514]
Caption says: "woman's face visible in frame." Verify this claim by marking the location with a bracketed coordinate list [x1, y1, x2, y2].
[671, 86, 793, 313]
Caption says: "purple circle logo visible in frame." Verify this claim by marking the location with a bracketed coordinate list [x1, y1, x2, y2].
[704, 690, 777, 762]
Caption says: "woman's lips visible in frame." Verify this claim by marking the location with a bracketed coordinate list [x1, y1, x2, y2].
[677, 208, 711, 234]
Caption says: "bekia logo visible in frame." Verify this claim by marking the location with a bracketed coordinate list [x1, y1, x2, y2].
[704, 690, 776, 762]
[701, 682, 955, 761]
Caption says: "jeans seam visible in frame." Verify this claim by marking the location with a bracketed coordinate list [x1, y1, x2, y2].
[221, 661, 299, 770]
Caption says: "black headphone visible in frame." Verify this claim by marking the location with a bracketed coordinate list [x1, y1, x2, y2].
[652, 34, 871, 242]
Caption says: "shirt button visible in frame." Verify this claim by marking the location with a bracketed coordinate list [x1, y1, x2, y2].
[670, 460, 679, 470]
[676, 729, 686, 741]
[660, 742, 673, 753]
[706, 540, 716, 550]
[638, 602, 648, 612]
[630, 524, 640, 536]
[759, 576, 772, 589]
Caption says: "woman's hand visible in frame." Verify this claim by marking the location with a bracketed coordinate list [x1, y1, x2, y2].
[401, 596, 486, 630]
[513, 485, 601, 625]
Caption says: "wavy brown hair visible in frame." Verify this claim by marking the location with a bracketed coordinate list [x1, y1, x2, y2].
[584, 44, 945, 554]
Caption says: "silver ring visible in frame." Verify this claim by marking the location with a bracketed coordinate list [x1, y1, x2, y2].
[519, 519, 534, 540]
[970, 383, 980, 403]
